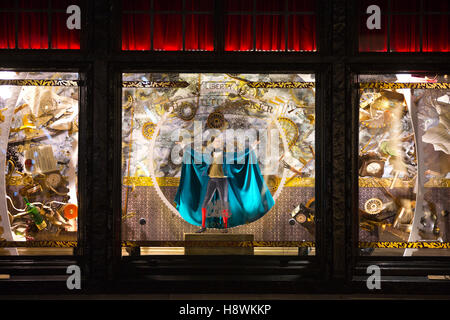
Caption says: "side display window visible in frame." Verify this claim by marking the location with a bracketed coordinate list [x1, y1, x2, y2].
[121, 73, 316, 256]
[0, 72, 79, 256]
[358, 74, 450, 256]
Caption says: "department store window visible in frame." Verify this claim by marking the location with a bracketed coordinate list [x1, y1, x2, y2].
[121, 72, 316, 256]
[0, 71, 80, 256]
[359, 0, 450, 52]
[358, 74, 450, 256]
[0, 0, 82, 50]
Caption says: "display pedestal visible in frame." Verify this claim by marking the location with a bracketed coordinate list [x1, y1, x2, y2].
[184, 233, 254, 255]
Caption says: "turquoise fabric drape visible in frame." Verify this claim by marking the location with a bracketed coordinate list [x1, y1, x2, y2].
[174, 147, 274, 228]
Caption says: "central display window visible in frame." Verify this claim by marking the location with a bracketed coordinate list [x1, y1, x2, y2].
[121, 72, 316, 256]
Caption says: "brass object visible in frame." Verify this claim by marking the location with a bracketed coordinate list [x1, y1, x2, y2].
[359, 82, 450, 90]
[359, 154, 385, 178]
[142, 122, 155, 140]
[248, 81, 315, 89]
[122, 81, 189, 88]
[364, 198, 383, 215]
[277, 117, 299, 147]
[176, 101, 197, 121]
[123, 93, 133, 109]
[207, 111, 225, 129]
[0, 79, 79, 87]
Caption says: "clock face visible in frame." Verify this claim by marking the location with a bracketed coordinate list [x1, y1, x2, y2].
[366, 162, 381, 174]
[46, 173, 62, 188]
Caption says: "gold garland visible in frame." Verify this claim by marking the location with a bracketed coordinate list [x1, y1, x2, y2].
[359, 82, 450, 89]
[122, 176, 316, 187]
[359, 241, 450, 249]
[122, 81, 189, 88]
[248, 81, 315, 89]
[0, 240, 77, 248]
[359, 177, 450, 188]
[122, 240, 315, 248]
[0, 80, 79, 86]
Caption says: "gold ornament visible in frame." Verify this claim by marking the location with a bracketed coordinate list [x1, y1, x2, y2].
[364, 198, 383, 215]
[142, 122, 155, 140]
[207, 111, 225, 129]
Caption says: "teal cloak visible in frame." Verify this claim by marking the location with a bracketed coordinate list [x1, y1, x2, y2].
[174, 147, 274, 229]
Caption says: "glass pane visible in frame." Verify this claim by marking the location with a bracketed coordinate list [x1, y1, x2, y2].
[185, 14, 214, 51]
[0, 12, 15, 49]
[389, 14, 420, 52]
[256, 0, 284, 12]
[122, 13, 151, 51]
[186, 0, 214, 11]
[153, 14, 183, 50]
[121, 0, 151, 11]
[288, 15, 316, 51]
[423, 14, 450, 52]
[154, 0, 183, 11]
[359, 10, 387, 52]
[225, 0, 253, 12]
[18, 12, 49, 49]
[224, 15, 253, 51]
[391, 0, 420, 13]
[255, 15, 285, 51]
[51, 12, 81, 49]
[424, 1, 450, 12]
[0, 71, 79, 256]
[288, 0, 316, 12]
[20, 0, 48, 10]
[358, 74, 450, 256]
[52, 0, 82, 10]
[121, 73, 316, 256]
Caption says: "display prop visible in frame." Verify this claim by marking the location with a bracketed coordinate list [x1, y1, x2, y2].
[358, 74, 450, 256]
[121, 73, 316, 255]
[0, 72, 79, 255]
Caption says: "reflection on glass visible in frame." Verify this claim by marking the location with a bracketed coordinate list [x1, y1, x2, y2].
[121, 73, 316, 256]
[358, 74, 450, 256]
[0, 72, 79, 256]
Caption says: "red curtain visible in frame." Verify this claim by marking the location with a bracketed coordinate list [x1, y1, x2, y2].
[224, 15, 253, 51]
[185, 14, 214, 51]
[0, 0, 80, 49]
[359, 0, 450, 52]
[0, 13, 15, 49]
[288, 15, 316, 51]
[121, 0, 214, 51]
[423, 14, 450, 52]
[389, 15, 420, 52]
[153, 14, 183, 51]
[255, 15, 285, 51]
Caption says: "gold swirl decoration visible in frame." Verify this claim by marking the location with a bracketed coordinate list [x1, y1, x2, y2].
[142, 122, 155, 140]
[0, 79, 79, 86]
[359, 82, 450, 89]
[122, 81, 189, 88]
[359, 241, 450, 249]
[122, 176, 315, 187]
[359, 177, 450, 188]
[121, 241, 315, 248]
[0, 240, 77, 248]
[247, 82, 315, 89]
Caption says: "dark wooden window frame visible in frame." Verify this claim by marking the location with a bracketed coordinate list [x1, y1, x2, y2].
[0, 0, 449, 296]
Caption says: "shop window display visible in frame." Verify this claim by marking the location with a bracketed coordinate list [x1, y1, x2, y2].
[121, 73, 315, 256]
[358, 74, 450, 256]
[0, 72, 79, 256]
